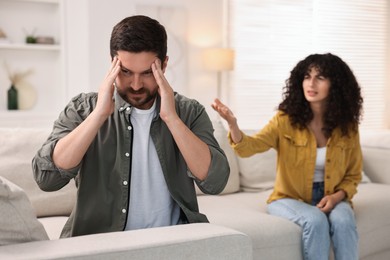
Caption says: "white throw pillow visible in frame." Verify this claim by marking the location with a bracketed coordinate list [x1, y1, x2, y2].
[236, 129, 277, 192]
[0, 176, 49, 245]
[237, 149, 277, 192]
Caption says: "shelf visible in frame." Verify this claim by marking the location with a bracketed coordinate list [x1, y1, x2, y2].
[0, 43, 61, 51]
[1, 0, 59, 4]
[0, 0, 65, 128]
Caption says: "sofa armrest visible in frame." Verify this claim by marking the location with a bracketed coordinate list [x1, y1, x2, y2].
[0, 223, 252, 260]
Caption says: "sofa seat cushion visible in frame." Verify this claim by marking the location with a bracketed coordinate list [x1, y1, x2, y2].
[199, 182, 390, 260]
[354, 183, 390, 259]
[38, 216, 69, 240]
[198, 191, 302, 260]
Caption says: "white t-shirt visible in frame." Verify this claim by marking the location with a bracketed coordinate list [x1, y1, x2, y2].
[313, 146, 326, 183]
[125, 101, 181, 230]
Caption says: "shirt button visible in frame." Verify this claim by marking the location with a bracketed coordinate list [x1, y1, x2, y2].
[123, 181, 128, 185]
[125, 152, 130, 157]
[122, 209, 127, 213]
[127, 126, 132, 131]
[126, 107, 131, 111]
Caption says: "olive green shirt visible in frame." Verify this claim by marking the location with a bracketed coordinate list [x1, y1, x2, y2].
[32, 92, 229, 237]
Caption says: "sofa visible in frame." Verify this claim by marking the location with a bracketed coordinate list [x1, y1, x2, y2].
[198, 121, 390, 260]
[0, 121, 389, 260]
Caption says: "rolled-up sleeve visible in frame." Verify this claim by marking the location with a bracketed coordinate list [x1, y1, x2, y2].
[194, 145, 230, 195]
[32, 139, 79, 191]
[186, 102, 229, 195]
[32, 93, 92, 192]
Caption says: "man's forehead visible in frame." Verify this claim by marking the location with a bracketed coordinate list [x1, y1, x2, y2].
[117, 52, 157, 72]
[120, 63, 152, 73]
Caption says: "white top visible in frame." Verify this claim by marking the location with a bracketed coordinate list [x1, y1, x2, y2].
[125, 101, 180, 230]
[313, 146, 326, 183]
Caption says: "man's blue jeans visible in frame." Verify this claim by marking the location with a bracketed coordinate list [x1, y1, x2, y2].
[267, 183, 358, 260]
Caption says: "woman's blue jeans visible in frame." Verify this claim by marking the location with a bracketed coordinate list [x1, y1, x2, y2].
[267, 183, 358, 260]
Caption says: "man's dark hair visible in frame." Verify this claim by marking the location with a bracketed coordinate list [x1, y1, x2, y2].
[110, 15, 167, 62]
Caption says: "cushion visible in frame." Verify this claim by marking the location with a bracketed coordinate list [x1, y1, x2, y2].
[0, 176, 49, 245]
[196, 120, 240, 195]
[360, 130, 390, 149]
[361, 146, 390, 184]
[237, 149, 277, 192]
[237, 130, 277, 192]
[360, 130, 390, 184]
[0, 127, 76, 217]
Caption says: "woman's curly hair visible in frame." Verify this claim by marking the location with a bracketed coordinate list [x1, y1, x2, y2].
[278, 53, 363, 137]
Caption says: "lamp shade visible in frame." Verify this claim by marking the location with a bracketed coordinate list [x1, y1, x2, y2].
[202, 48, 235, 71]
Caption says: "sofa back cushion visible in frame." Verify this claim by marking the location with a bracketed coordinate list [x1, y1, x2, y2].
[360, 130, 390, 185]
[0, 127, 76, 217]
[236, 129, 276, 191]
[237, 150, 277, 192]
[0, 176, 49, 245]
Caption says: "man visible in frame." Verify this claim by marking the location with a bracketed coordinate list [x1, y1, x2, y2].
[32, 15, 229, 237]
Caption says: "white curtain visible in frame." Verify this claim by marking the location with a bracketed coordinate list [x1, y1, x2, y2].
[228, 0, 389, 130]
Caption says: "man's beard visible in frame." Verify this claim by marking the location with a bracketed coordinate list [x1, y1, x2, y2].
[119, 87, 158, 109]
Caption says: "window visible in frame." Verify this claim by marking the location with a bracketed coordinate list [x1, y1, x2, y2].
[228, 0, 389, 130]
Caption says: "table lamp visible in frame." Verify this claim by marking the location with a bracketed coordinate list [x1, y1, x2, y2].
[202, 48, 235, 99]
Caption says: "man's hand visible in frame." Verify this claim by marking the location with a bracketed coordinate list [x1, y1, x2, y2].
[151, 58, 210, 181]
[53, 57, 121, 170]
[95, 56, 121, 119]
[151, 58, 178, 124]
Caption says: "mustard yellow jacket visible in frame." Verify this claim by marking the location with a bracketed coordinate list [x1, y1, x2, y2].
[229, 111, 362, 205]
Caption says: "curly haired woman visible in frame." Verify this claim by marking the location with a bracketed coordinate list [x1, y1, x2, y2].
[212, 53, 363, 260]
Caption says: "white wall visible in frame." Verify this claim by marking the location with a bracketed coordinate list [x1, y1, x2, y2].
[64, 0, 224, 118]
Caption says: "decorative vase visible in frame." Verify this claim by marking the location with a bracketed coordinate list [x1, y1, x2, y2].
[15, 80, 37, 110]
[7, 84, 18, 110]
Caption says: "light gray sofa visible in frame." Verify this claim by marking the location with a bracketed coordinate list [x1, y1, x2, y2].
[0, 127, 251, 260]
[197, 121, 390, 260]
[0, 122, 389, 260]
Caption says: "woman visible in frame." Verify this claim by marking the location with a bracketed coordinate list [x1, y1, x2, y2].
[212, 53, 363, 260]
